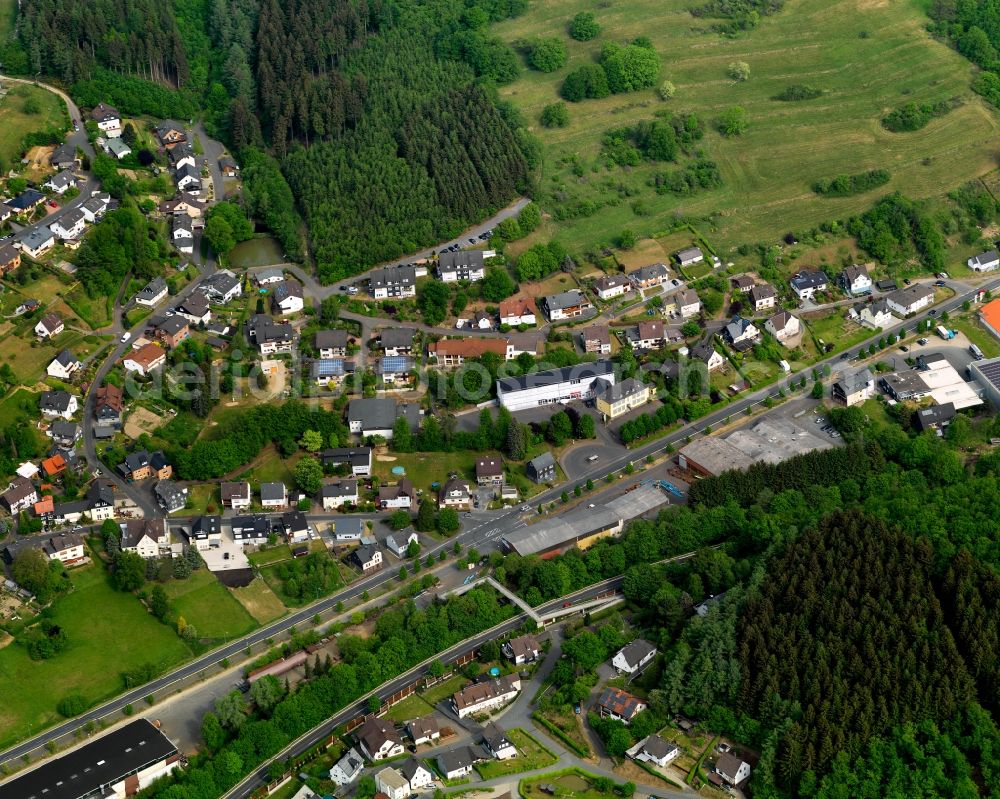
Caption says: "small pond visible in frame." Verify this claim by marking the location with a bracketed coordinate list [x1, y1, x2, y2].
[229, 236, 284, 269]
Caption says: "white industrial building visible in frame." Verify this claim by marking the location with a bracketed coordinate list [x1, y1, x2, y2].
[496, 361, 615, 412]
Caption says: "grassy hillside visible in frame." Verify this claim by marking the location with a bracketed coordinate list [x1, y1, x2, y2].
[0, 83, 65, 170]
[493, 0, 1000, 256]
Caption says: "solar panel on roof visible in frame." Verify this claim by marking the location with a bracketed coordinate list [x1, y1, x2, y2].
[380, 356, 412, 373]
[315, 359, 345, 376]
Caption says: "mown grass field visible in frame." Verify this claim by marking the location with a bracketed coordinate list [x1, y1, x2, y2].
[493, 0, 999, 258]
[161, 570, 259, 642]
[0, 560, 192, 749]
[230, 577, 288, 624]
[0, 82, 64, 171]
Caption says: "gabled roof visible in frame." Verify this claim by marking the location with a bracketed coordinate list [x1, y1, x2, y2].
[428, 338, 506, 360]
[596, 685, 645, 719]
[438, 746, 479, 774]
[599, 377, 649, 404]
[498, 297, 537, 318]
[90, 102, 120, 122]
[321, 479, 358, 499]
[221, 481, 251, 501]
[260, 482, 286, 501]
[528, 452, 556, 473]
[369, 265, 416, 289]
[789, 270, 828, 291]
[316, 329, 349, 349]
[749, 283, 775, 302]
[476, 456, 503, 478]
[544, 289, 589, 311]
[40, 390, 75, 413]
[581, 325, 611, 345]
[439, 250, 485, 273]
[630, 262, 669, 282]
[616, 638, 656, 668]
[380, 328, 417, 349]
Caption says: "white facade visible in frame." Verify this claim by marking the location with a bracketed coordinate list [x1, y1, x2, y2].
[887, 287, 934, 316]
[497, 364, 615, 412]
[47, 355, 82, 381]
[376, 768, 410, 799]
[403, 762, 435, 791]
[968, 251, 1000, 272]
[51, 212, 87, 241]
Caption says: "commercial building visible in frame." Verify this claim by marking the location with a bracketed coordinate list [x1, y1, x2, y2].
[970, 356, 1000, 409]
[0, 719, 179, 799]
[496, 361, 615, 412]
[677, 418, 833, 477]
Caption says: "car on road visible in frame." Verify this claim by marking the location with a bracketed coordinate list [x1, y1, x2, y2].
[587, 454, 600, 462]
[935, 280, 946, 287]
[347, 287, 359, 295]
[928, 309, 938, 316]
[120, 331, 131, 342]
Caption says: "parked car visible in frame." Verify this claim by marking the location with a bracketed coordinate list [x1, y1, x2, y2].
[120, 331, 131, 342]
[918, 337, 929, 345]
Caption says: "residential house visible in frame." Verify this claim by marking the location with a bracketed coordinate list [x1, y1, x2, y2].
[321, 479, 358, 510]
[407, 717, 441, 747]
[506, 332, 538, 359]
[580, 325, 612, 355]
[348, 398, 420, 438]
[50, 142, 78, 170]
[913, 402, 957, 433]
[329, 748, 365, 787]
[969, 250, 1000, 272]
[399, 758, 434, 792]
[188, 516, 222, 551]
[675, 288, 701, 319]
[104, 137, 131, 160]
[379, 478, 416, 510]
[41, 452, 67, 479]
[850, 299, 895, 330]
[503, 634, 541, 664]
[352, 544, 383, 573]
[715, 753, 751, 787]
[254, 267, 285, 286]
[376, 768, 409, 799]
[17, 226, 55, 259]
[221, 481, 252, 509]
[198, 270, 242, 303]
[34, 312, 64, 339]
[118, 451, 153, 481]
[376, 356, 415, 384]
[595, 686, 647, 724]
[320, 447, 372, 476]
[749, 283, 776, 313]
[629, 320, 665, 350]
[120, 519, 169, 559]
[50, 208, 86, 241]
[476, 456, 504, 487]
[282, 510, 310, 543]
[123, 342, 167, 376]
[483, 723, 517, 760]
[789, 270, 829, 301]
[675, 247, 704, 267]
[839, 264, 873, 295]
[271, 279, 305, 315]
[155, 120, 187, 147]
[0, 242, 20, 275]
[173, 293, 211, 327]
[629, 262, 670, 289]
[231, 514, 270, 544]
[171, 217, 194, 253]
[438, 250, 486, 282]
[90, 103, 122, 137]
[8, 188, 45, 214]
[526, 452, 556, 483]
[385, 531, 419, 558]
[596, 378, 655, 420]
[723, 316, 761, 351]
[832, 367, 875, 406]
[246, 314, 295, 354]
[169, 142, 196, 170]
[886, 284, 935, 316]
[332, 517, 365, 543]
[39, 390, 78, 420]
[456, 309, 494, 330]
[154, 480, 188, 513]
[44, 169, 77, 195]
[260, 482, 287, 509]
[427, 338, 507, 367]
[316, 329, 349, 358]
[438, 748, 479, 780]
[613, 639, 657, 674]
[219, 157, 240, 177]
[541, 289, 592, 321]
[48, 420, 81, 449]
[731, 275, 755, 293]
[153, 316, 190, 349]
[47, 348, 82, 381]
[175, 162, 201, 194]
[438, 477, 473, 510]
[632, 735, 680, 768]
[94, 384, 124, 426]
[311, 357, 349, 386]
[451, 673, 521, 718]
[2, 477, 39, 514]
[499, 297, 537, 327]
[764, 311, 801, 344]
[159, 193, 206, 219]
[594, 274, 631, 301]
[81, 480, 116, 522]
[689, 339, 725, 372]
[41, 532, 86, 565]
[380, 328, 417, 357]
[135, 277, 168, 307]
[369, 265, 417, 299]
[80, 193, 111, 223]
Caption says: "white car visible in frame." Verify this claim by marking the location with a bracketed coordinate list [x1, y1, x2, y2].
[120, 331, 131, 343]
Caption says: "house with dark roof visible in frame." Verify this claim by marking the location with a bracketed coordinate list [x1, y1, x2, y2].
[50, 141, 78, 170]
[526, 452, 556, 483]
[221, 481, 252, 509]
[612, 639, 657, 674]
[154, 480, 188, 512]
[48, 419, 81, 449]
[629, 262, 670, 289]
[2, 476, 39, 514]
[789, 269, 829, 301]
[594, 273, 632, 301]
[369, 265, 417, 299]
[380, 328, 417, 356]
[173, 292, 211, 326]
[400, 758, 434, 792]
[839, 264, 872, 294]
[483, 722, 517, 760]
[580, 324, 612, 355]
[260, 482, 287, 509]
[321, 447, 372, 476]
[348, 398, 420, 438]
[231, 514, 270, 544]
[39, 390, 78, 420]
[355, 717, 404, 761]
[451, 674, 521, 718]
[188, 515, 222, 550]
[503, 634, 541, 664]
[135, 277, 168, 307]
[120, 518, 169, 559]
[246, 314, 295, 354]
[198, 269, 242, 303]
[46, 349, 82, 380]
[271, 279, 305, 314]
[632, 735, 680, 768]
[407, 716, 441, 746]
[437, 747, 480, 780]
[321, 479, 358, 509]
[329, 747, 365, 786]
[714, 753, 751, 787]
[352, 543, 383, 572]
[379, 478, 416, 510]
[542, 289, 592, 321]
[438, 250, 486, 282]
[476, 456, 504, 486]
[316, 329, 349, 357]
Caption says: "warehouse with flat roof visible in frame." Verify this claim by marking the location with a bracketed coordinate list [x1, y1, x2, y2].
[678, 419, 833, 477]
[500, 484, 667, 556]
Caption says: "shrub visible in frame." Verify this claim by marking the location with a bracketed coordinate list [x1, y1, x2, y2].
[658, 80, 676, 100]
[541, 102, 570, 128]
[718, 106, 748, 136]
[772, 84, 822, 101]
[569, 12, 600, 40]
[528, 38, 568, 72]
[728, 61, 750, 81]
[561, 65, 610, 101]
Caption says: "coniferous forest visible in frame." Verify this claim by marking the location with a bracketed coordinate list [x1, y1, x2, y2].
[5, 0, 531, 280]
